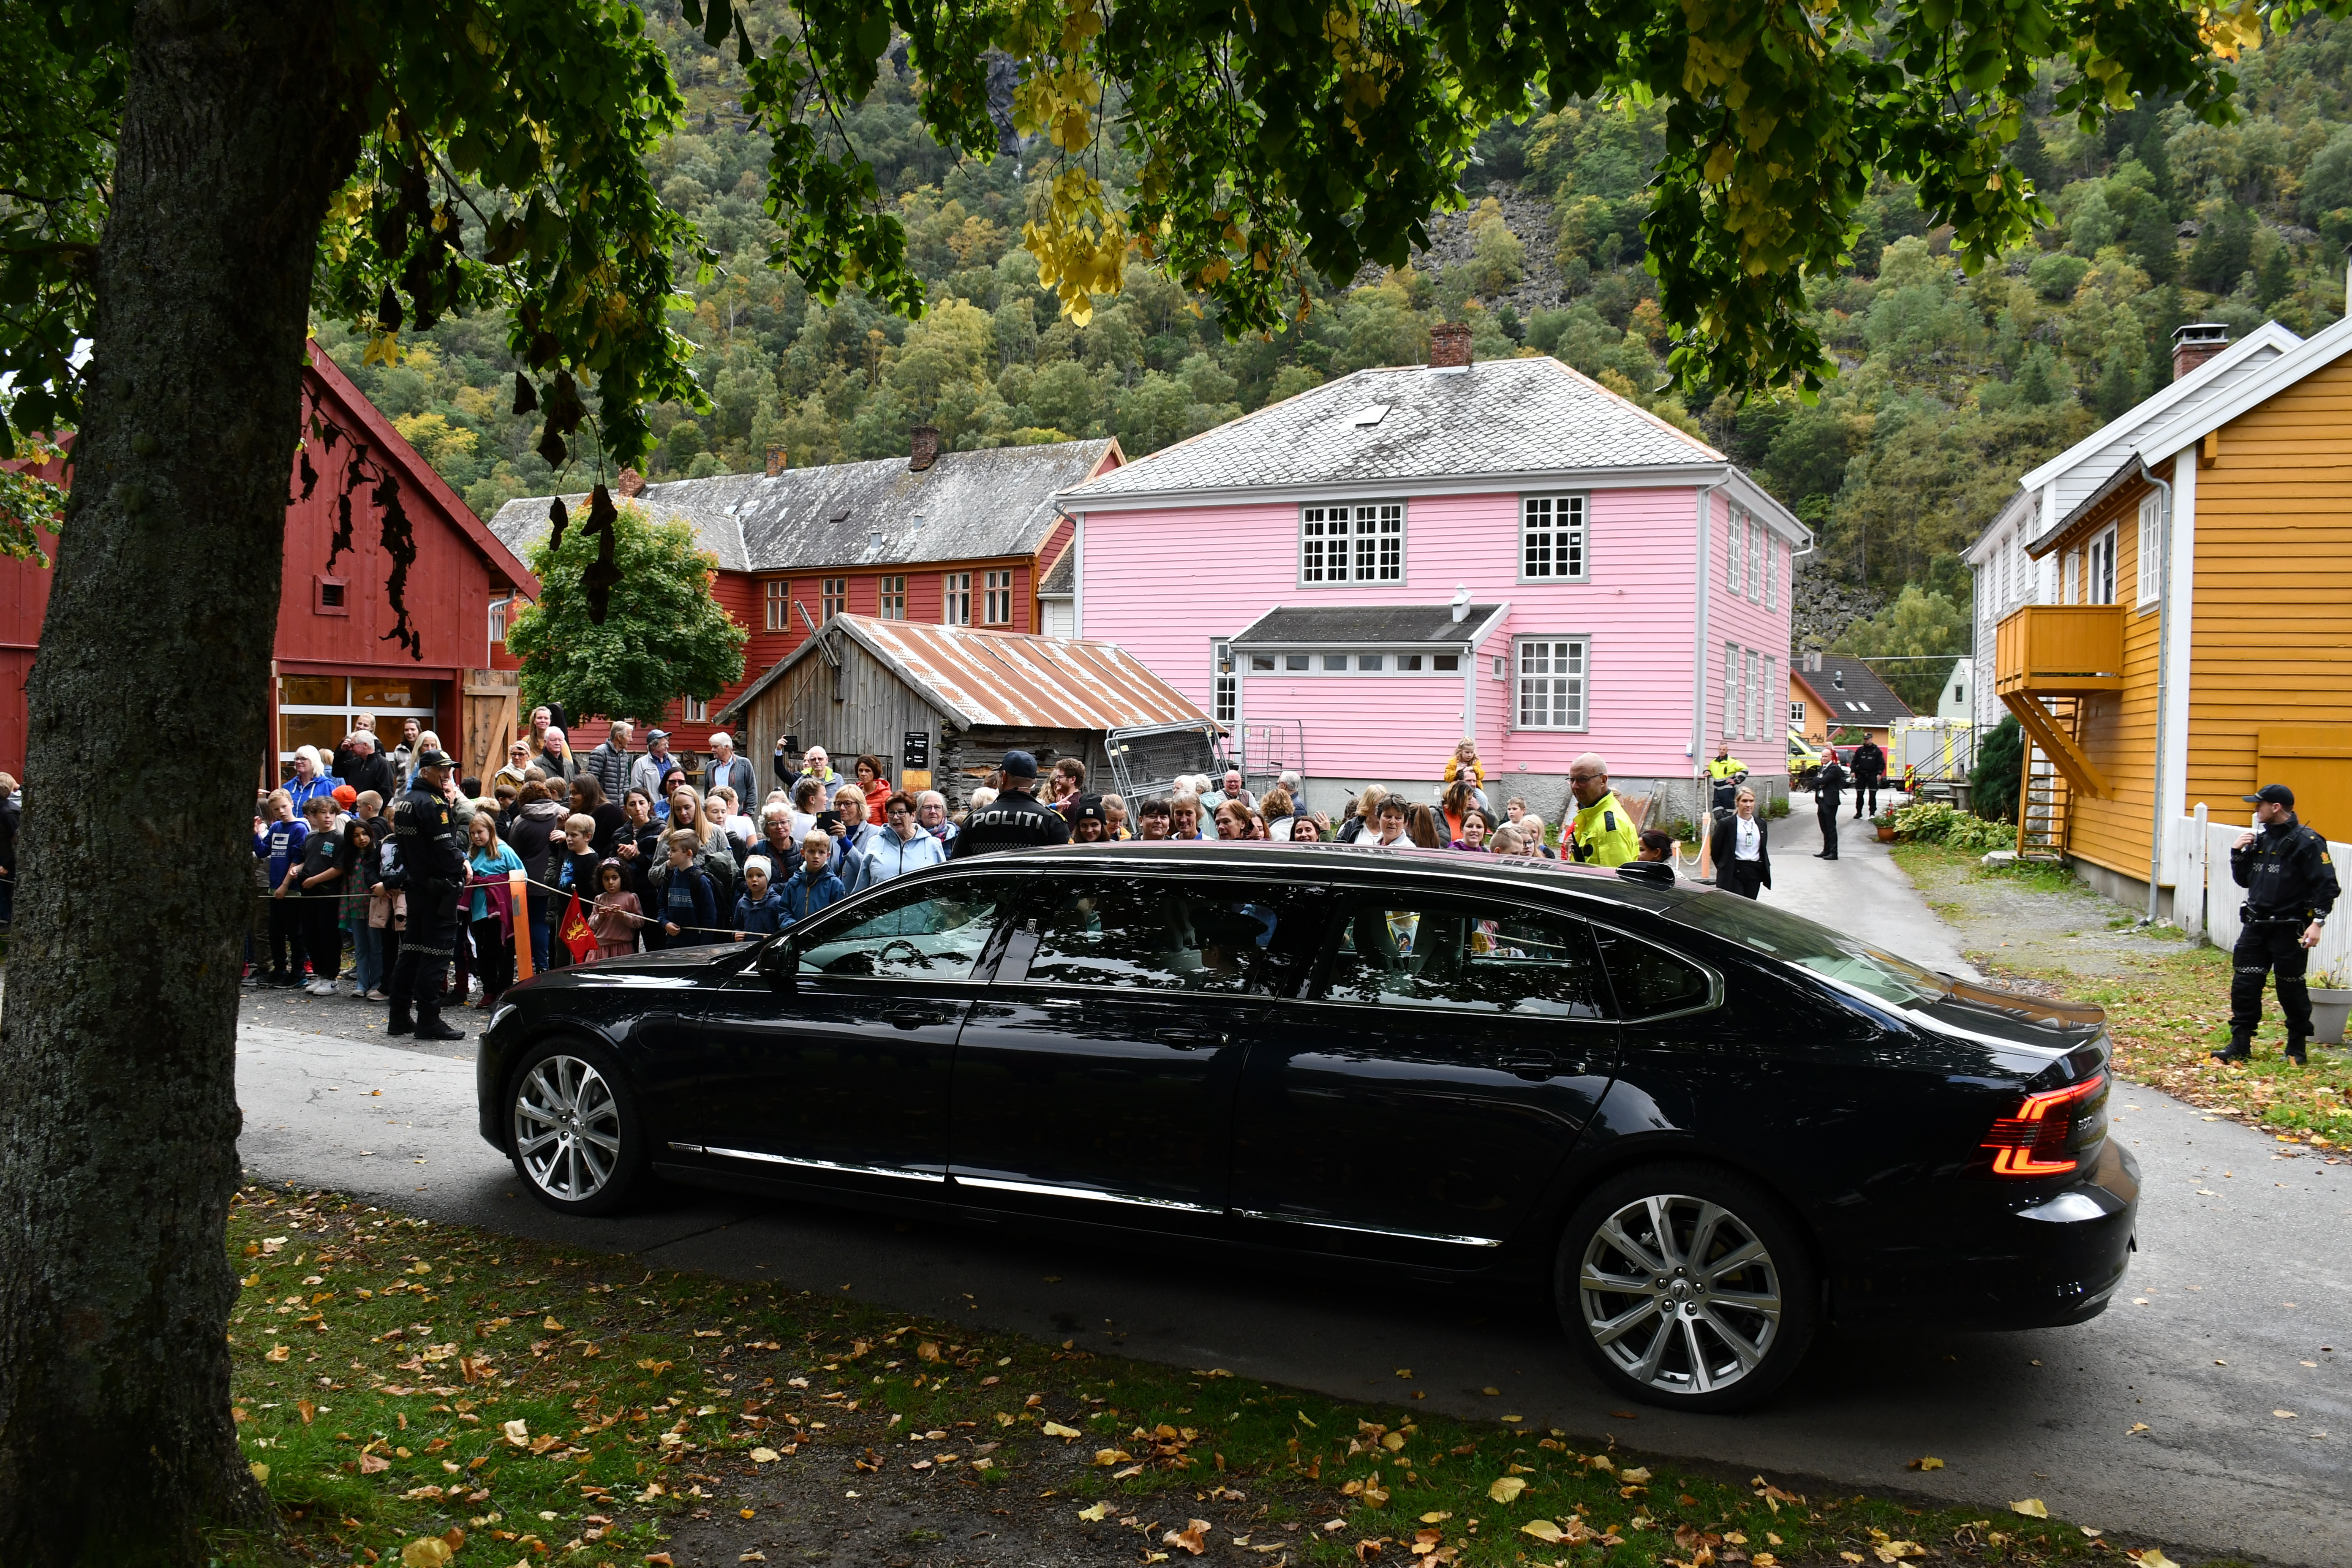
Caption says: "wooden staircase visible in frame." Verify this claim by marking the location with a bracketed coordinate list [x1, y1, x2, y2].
[2003, 693, 2098, 861]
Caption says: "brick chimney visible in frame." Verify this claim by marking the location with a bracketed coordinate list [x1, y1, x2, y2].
[2172, 322, 2230, 381]
[764, 444, 788, 477]
[1429, 321, 1473, 370]
[616, 467, 646, 498]
[909, 425, 941, 472]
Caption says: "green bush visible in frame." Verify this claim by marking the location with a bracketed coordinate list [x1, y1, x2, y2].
[1765, 795, 1790, 819]
[1971, 714, 2023, 822]
[1890, 799, 2014, 853]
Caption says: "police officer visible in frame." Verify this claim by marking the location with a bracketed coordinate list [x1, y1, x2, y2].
[2217, 784, 2338, 1065]
[949, 751, 1073, 858]
[1850, 737, 1887, 819]
[1566, 751, 1639, 868]
[386, 746, 469, 1041]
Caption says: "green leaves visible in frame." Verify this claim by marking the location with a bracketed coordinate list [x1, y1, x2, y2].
[507, 501, 746, 723]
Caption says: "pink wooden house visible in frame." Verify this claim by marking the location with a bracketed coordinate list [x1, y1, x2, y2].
[1059, 325, 1807, 823]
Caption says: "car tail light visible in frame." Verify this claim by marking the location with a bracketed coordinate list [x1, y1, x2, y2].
[1979, 1070, 2108, 1178]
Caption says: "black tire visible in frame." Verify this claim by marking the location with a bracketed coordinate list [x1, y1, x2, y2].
[505, 1036, 645, 1217]
[1553, 1162, 1817, 1412]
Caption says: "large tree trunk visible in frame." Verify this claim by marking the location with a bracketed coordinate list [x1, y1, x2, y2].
[0, 1, 360, 1559]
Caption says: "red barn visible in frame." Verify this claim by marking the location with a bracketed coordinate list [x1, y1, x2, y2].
[487, 428, 1119, 762]
[0, 344, 539, 782]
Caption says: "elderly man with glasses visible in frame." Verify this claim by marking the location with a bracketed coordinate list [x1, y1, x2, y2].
[1565, 752, 1639, 868]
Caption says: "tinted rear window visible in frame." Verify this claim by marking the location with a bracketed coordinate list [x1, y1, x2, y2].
[1663, 896, 1947, 1006]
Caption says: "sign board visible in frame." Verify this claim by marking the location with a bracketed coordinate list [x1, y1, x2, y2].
[903, 729, 931, 771]
[901, 769, 934, 793]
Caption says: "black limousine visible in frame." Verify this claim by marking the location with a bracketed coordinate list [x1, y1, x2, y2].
[477, 843, 2134, 1409]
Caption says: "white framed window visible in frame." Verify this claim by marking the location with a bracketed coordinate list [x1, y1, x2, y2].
[2013, 533, 2032, 604]
[2087, 525, 2117, 605]
[942, 571, 972, 626]
[1724, 643, 1742, 740]
[681, 694, 708, 723]
[822, 576, 847, 620]
[275, 674, 439, 767]
[1750, 517, 1765, 602]
[2062, 550, 2079, 605]
[1519, 494, 1588, 581]
[984, 569, 1015, 625]
[765, 579, 790, 631]
[1759, 654, 1776, 738]
[488, 596, 511, 645]
[1726, 508, 1747, 596]
[879, 574, 906, 619]
[1298, 501, 1405, 585]
[2135, 496, 2162, 607]
[1211, 641, 1236, 724]
[1514, 637, 1588, 730]
[1760, 532, 1776, 610]
[1790, 700, 1805, 728]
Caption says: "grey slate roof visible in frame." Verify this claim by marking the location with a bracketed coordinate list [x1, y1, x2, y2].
[1037, 545, 1076, 597]
[1793, 656, 1914, 725]
[1233, 604, 1506, 646]
[487, 439, 1113, 577]
[1063, 358, 1721, 502]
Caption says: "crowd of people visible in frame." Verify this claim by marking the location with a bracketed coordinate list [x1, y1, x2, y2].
[241, 713, 1693, 1026]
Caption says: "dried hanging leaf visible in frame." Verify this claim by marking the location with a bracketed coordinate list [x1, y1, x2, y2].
[512, 371, 538, 416]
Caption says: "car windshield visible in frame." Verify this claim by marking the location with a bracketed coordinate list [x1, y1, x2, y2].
[1663, 895, 1949, 1007]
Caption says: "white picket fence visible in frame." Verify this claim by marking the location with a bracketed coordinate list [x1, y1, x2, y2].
[2172, 802, 2352, 984]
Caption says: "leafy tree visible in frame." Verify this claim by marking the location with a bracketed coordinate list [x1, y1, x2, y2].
[0, 0, 2314, 1554]
[506, 503, 747, 724]
[1830, 583, 1973, 710]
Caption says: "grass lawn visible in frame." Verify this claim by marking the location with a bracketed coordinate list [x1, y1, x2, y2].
[1887, 842, 2352, 1152]
[215, 1185, 2183, 1568]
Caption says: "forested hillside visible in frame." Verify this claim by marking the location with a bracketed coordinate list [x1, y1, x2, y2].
[326, 3, 2352, 675]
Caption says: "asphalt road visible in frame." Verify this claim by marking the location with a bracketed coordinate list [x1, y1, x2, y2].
[234, 823, 2350, 1565]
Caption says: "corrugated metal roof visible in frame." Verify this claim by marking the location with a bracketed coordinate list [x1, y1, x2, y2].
[486, 439, 1114, 579]
[719, 614, 1216, 734]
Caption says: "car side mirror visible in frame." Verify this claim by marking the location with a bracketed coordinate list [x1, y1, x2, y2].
[757, 940, 800, 993]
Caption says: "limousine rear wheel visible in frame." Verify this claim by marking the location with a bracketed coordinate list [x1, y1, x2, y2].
[1554, 1163, 1817, 1412]
[508, 1038, 644, 1217]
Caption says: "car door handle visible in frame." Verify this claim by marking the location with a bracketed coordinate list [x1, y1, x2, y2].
[1154, 1028, 1228, 1051]
[1496, 1051, 1557, 1080]
[885, 1007, 950, 1030]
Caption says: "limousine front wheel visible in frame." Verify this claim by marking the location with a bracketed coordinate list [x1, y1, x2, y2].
[509, 1040, 644, 1216]
[1554, 1164, 1816, 1412]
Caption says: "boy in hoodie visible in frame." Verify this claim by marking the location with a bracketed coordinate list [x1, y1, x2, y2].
[778, 831, 847, 926]
[657, 829, 718, 947]
[733, 855, 790, 937]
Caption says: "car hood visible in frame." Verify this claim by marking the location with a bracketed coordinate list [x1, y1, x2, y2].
[530, 943, 756, 986]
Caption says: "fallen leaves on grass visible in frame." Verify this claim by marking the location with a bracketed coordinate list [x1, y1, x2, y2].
[1041, 1420, 1081, 1439]
[1487, 1476, 1526, 1503]
[1163, 1517, 1209, 1555]
[2011, 1499, 2049, 1518]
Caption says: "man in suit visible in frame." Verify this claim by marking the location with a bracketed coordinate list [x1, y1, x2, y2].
[1709, 785, 1771, 898]
[1813, 753, 1849, 859]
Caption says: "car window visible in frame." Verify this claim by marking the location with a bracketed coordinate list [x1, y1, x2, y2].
[1590, 928, 1714, 1018]
[1661, 896, 1944, 1007]
[1015, 877, 1297, 994]
[1320, 898, 1608, 1018]
[795, 878, 1007, 983]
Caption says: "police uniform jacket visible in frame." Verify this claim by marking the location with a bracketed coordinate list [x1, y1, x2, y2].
[2232, 814, 2339, 924]
[949, 790, 1073, 858]
[389, 784, 468, 945]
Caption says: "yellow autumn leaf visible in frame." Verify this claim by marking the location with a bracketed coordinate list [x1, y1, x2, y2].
[1522, 1520, 1565, 1543]
[399, 1538, 453, 1568]
[1908, 1456, 1944, 1470]
[248, 1462, 270, 1484]
[1077, 1502, 1110, 1522]
[1619, 1466, 1652, 1483]
[542, 1315, 564, 1331]
[1488, 1476, 1527, 1504]
[2130, 1551, 2181, 1568]
[1042, 1421, 1081, 1439]
[749, 1447, 780, 1464]
[1418, 1511, 1451, 1523]
[502, 1418, 530, 1446]
[2011, 1499, 2049, 1518]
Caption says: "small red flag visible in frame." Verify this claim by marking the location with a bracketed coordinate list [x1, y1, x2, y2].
[559, 893, 598, 963]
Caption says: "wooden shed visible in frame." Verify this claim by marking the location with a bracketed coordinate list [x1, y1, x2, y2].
[716, 614, 1220, 804]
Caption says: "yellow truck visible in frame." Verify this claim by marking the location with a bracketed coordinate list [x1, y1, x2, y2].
[1787, 728, 1827, 791]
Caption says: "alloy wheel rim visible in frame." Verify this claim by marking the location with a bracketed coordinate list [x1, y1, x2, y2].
[513, 1055, 622, 1201]
[1579, 1193, 1781, 1396]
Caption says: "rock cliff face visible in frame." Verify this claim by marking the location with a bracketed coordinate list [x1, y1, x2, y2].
[1405, 182, 1573, 315]
[1793, 558, 1885, 650]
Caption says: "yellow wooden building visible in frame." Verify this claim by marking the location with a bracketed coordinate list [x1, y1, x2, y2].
[1983, 315, 2352, 916]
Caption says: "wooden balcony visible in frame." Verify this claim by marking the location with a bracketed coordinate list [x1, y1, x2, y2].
[1994, 604, 2126, 697]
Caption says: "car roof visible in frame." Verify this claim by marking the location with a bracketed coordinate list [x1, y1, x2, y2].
[934, 841, 1694, 914]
